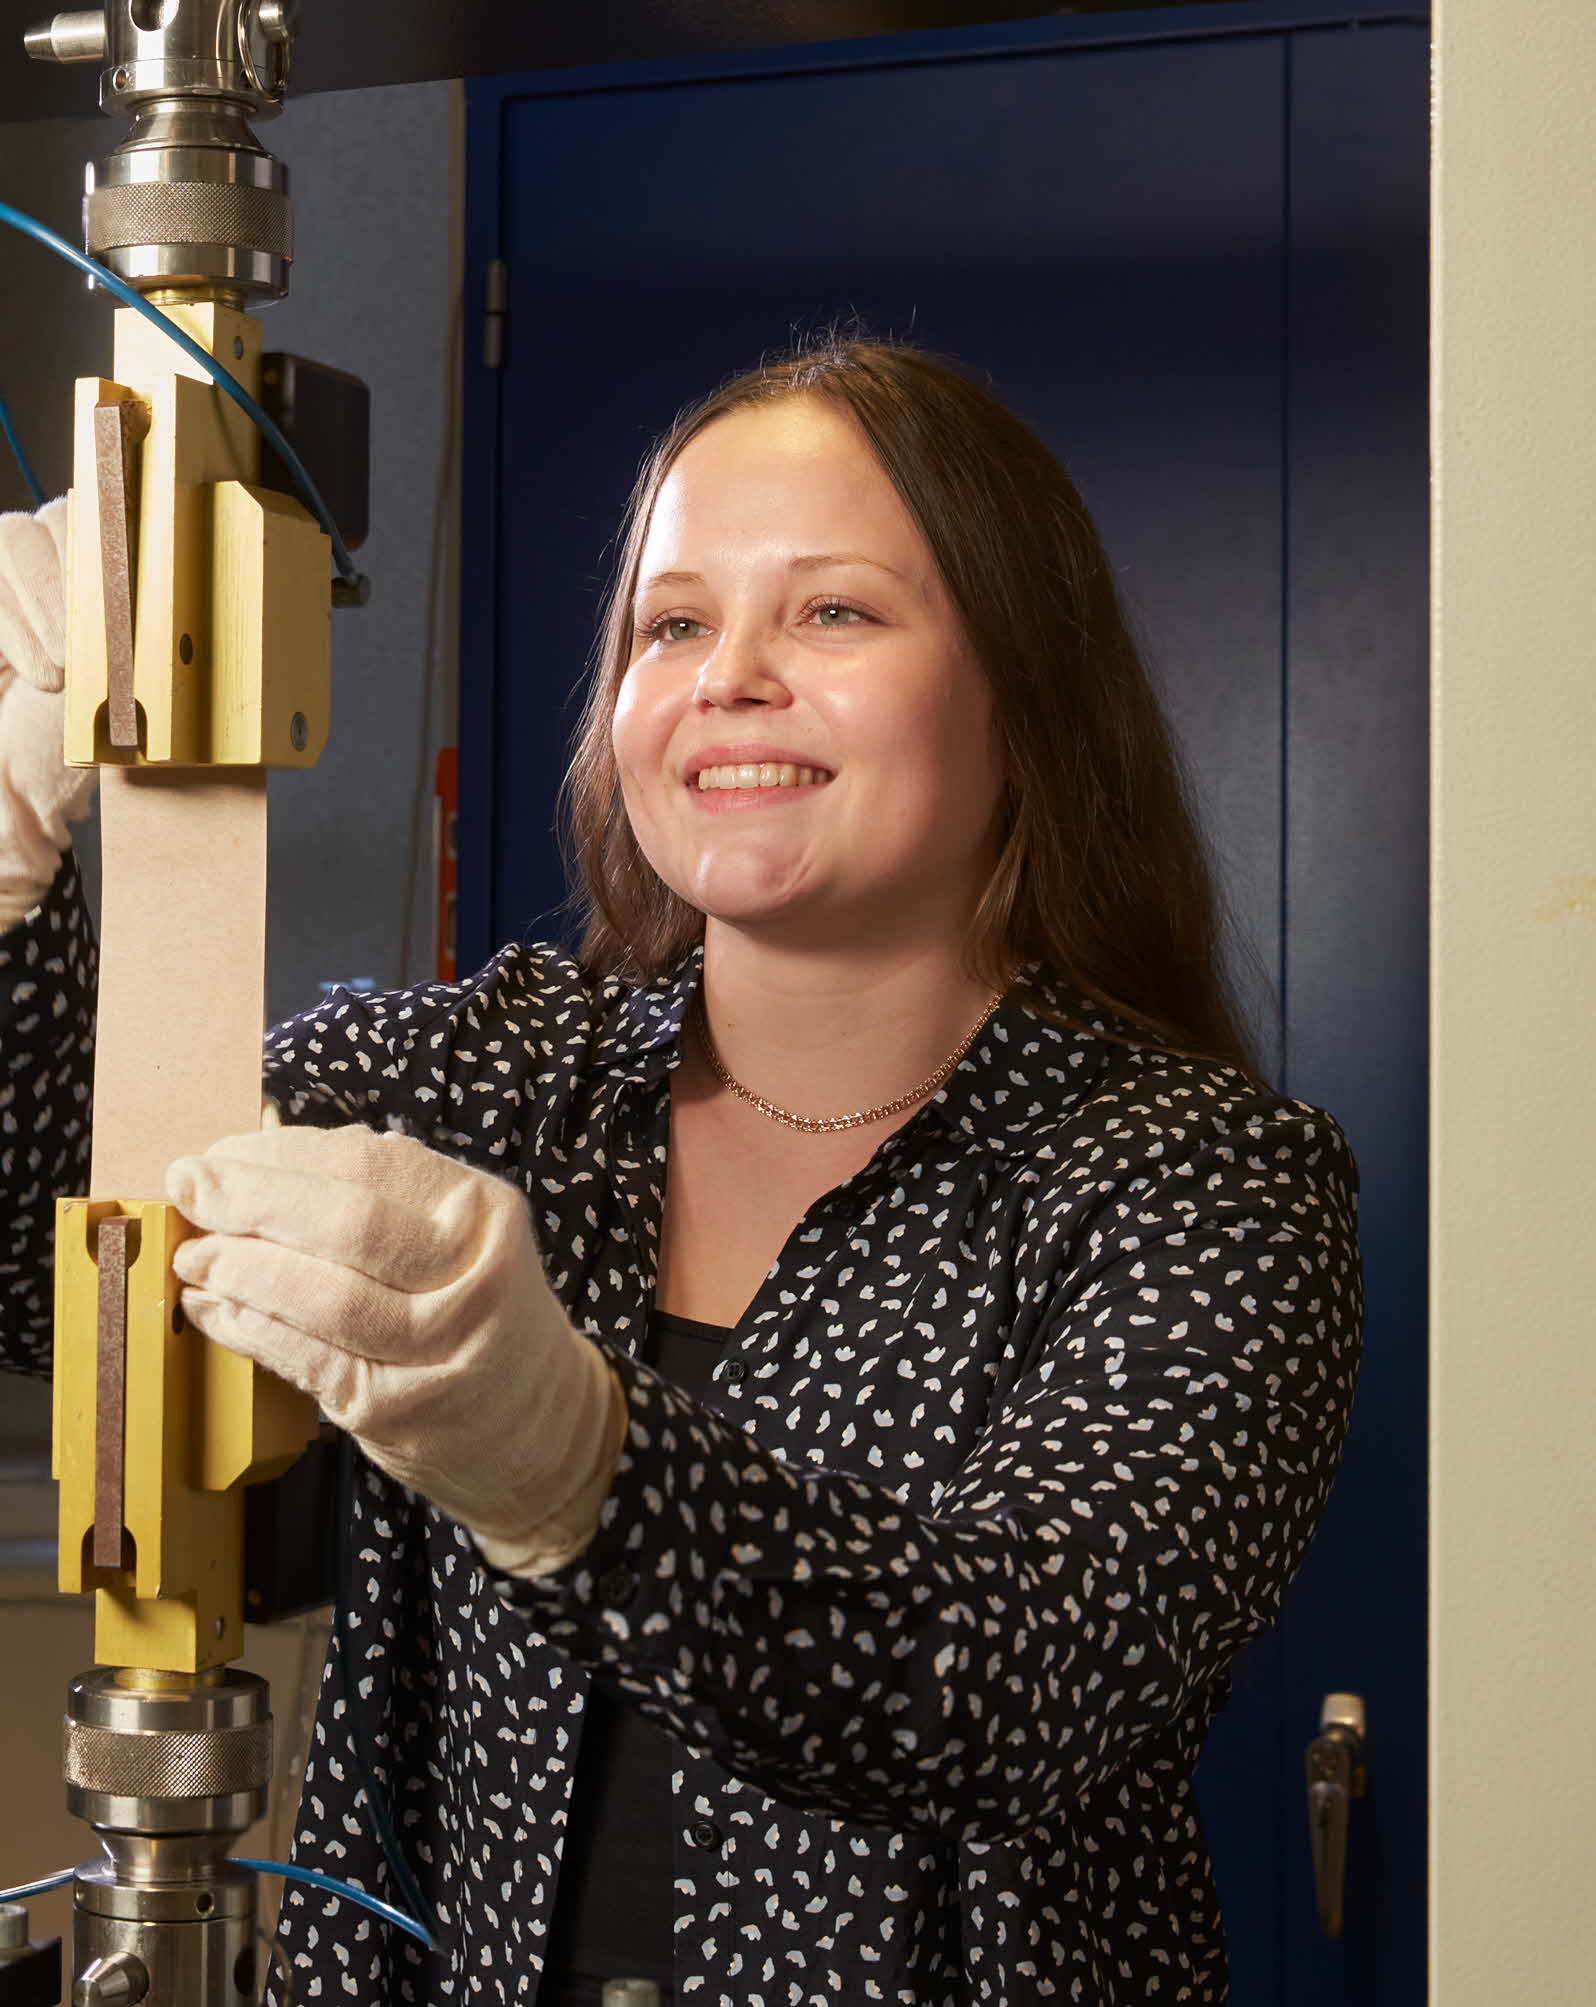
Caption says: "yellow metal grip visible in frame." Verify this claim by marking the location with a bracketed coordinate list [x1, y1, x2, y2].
[61, 299, 330, 769]
[53, 1198, 318, 1672]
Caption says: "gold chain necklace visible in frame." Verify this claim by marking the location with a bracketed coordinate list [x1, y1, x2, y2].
[692, 990, 1003, 1135]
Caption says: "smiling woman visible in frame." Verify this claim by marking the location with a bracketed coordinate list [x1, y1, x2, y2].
[563, 337, 1264, 1086]
[610, 391, 1009, 1052]
[0, 331, 1361, 2007]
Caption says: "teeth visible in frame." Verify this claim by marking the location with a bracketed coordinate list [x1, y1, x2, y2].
[694, 763, 830, 790]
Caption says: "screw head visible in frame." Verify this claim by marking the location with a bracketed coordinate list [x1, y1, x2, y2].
[290, 711, 308, 752]
[257, 0, 300, 43]
[233, 336, 244, 360]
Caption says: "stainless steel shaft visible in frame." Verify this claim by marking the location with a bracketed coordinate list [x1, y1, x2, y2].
[65, 1667, 273, 2006]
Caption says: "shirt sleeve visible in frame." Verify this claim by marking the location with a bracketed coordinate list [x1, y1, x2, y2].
[258, 947, 538, 1152]
[0, 854, 97, 1378]
[471, 1091, 1364, 1848]
[260, 976, 434, 1130]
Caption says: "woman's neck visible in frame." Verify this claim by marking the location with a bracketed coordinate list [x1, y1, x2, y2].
[694, 924, 1004, 1124]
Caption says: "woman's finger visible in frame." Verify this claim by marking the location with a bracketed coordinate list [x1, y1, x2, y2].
[165, 1151, 465, 1294]
[173, 1229, 420, 1360]
[180, 1285, 383, 1436]
[191, 1123, 453, 1202]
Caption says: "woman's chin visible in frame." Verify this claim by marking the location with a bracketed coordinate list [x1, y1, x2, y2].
[695, 893, 806, 931]
[685, 874, 817, 933]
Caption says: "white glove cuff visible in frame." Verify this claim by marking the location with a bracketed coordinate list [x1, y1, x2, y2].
[471, 1354, 631, 1579]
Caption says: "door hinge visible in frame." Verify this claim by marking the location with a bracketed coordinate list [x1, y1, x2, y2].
[483, 258, 508, 370]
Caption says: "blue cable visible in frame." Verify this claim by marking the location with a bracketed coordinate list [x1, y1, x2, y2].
[0, 392, 46, 508]
[0, 1867, 73, 1902]
[231, 1856, 435, 1949]
[0, 198, 358, 585]
[0, 1860, 434, 1951]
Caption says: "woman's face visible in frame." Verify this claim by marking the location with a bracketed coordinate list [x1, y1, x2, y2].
[612, 397, 1007, 954]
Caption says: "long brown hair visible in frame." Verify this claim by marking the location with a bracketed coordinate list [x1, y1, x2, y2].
[559, 336, 1270, 1087]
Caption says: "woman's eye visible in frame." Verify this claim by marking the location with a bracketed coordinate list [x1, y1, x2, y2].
[808, 600, 870, 629]
[639, 614, 709, 644]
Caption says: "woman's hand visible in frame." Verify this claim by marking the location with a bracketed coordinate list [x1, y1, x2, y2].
[166, 1124, 629, 1576]
[0, 497, 98, 929]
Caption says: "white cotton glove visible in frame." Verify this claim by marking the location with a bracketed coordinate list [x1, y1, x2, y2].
[0, 496, 98, 929]
[165, 1124, 631, 1577]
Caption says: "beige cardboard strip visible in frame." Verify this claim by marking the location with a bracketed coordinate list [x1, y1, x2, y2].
[90, 766, 267, 1197]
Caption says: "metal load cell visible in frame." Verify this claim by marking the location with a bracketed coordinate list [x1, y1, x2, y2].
[64, 1667, 272, 2005]
[26, 2, 299, 303]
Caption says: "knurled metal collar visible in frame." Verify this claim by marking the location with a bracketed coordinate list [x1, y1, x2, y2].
[63, 1714, 271, 1801]
[64, 1669, 272, 1802]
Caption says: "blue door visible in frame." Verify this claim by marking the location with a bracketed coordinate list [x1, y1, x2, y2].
[460, 6, 1429, 1998]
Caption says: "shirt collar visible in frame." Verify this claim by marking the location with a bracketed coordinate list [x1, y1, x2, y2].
[598, 943, 1126, 1160]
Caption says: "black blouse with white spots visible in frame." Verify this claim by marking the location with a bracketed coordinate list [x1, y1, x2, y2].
[1, 854, 1363, 2005]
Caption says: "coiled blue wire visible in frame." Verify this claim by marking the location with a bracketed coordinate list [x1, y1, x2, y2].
[0, 391, 46, 508]
[0, 1859, 434, 1950]
[0, 197, 358, 584]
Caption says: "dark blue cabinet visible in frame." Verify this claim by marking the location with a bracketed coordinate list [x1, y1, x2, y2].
[461, 6, 1428, 1998]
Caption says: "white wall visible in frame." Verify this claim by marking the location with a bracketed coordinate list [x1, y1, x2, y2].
[1430, 3, 1596, 1997]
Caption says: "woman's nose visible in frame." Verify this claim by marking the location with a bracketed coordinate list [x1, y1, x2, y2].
[692, 625, 791, 709]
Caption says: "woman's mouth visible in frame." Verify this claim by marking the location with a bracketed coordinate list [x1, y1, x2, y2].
[692, 762, 831, 791]
[687, 762, 835, 810]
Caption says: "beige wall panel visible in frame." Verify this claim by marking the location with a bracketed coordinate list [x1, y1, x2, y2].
[1431, 1, 1596, 1999]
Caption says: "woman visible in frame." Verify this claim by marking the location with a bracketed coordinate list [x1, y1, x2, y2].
[0, 339, 1362, 2005]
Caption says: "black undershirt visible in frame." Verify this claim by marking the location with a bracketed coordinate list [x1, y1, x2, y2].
[539, 1308, 733, 1993]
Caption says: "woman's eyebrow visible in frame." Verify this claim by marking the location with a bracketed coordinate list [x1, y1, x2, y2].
[635, 553, 916, 597]
[789, 551, 908, 582]
[638, 553, 911, 590]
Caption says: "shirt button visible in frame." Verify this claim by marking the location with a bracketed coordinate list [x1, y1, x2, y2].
[721, 1360, 747, 1385]
[687, 1819, 720, 1850]
[596, 1564, 637, 1606]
